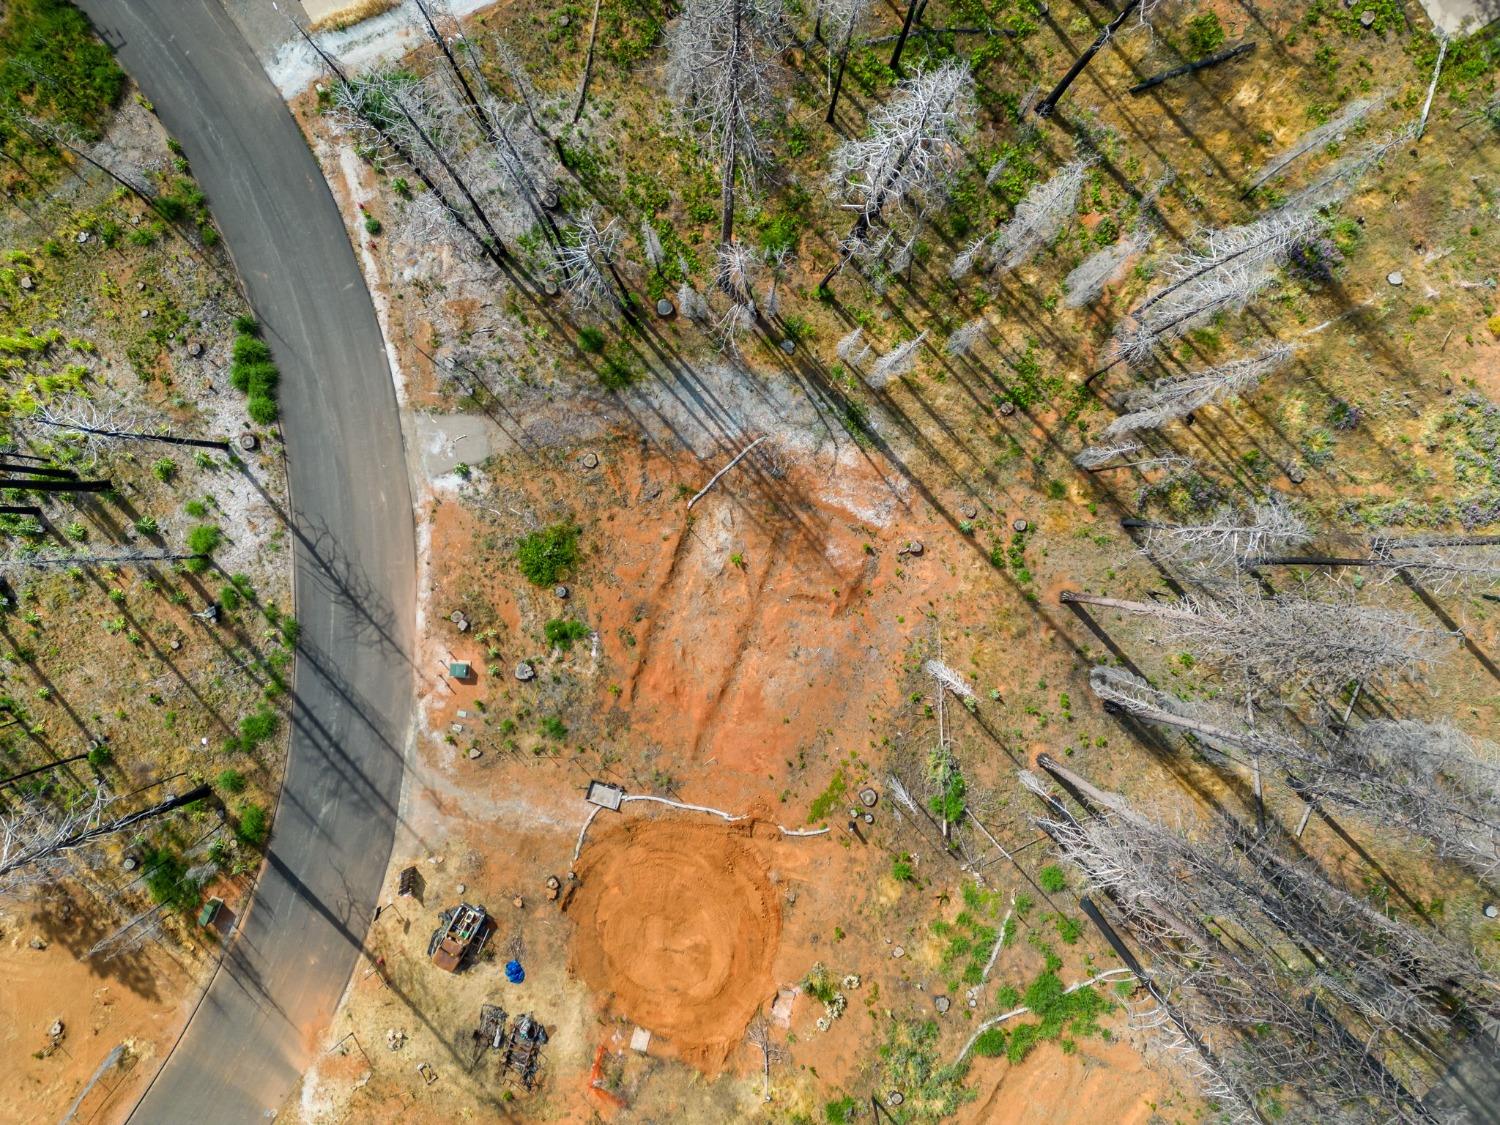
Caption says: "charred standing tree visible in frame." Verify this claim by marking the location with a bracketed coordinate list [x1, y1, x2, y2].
[1250, 536, 1500, 595]
[1026, 765, 1500, 1122]
[409, 0, 566, 257]
[822, 0, 872, 123]
[887, 0, 924, 75]
[0, 466, 111, 494]
[1087, 667, 1500, 877]
[1036, 0, 1142, 117]
[1121, 497, 1309, 573]
[311, 26, 507, 269]
[822, 61, 975, 287]
[1, 784, 213, 894]
[667, 0, 787, 251]
[33, 404, 229, 451]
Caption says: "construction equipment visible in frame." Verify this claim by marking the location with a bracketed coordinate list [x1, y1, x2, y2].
[427, 903, 491, 972]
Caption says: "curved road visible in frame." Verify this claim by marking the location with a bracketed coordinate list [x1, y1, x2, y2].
[75, 1, 417, 1119]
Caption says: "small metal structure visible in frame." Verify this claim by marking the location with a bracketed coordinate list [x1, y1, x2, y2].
[585, 780, 624, 811]
[479, 1004, 508, 1050]
[448, 661, 472, 680]
[198, 897, 223, 928]
[428, 903, 491, 972]
[501, 1013, 549, 1089]
[398, 865, 424, 902]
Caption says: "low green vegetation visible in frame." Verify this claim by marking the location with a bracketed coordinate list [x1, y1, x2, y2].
[235, 802, 269, 846]
[237, 706, 277, 749]
[516, 522, 580, 586]
[932, 882, 1006, 989]
[543, 617, 590, 650]
[184, 523, 222, 574]
[229, 319, 280, 424]
[807, 767, 848, 823]
[973, 964, 1116, 1065]
[0, 0, 124, 175]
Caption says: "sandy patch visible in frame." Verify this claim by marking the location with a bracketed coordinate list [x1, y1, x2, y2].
[960, 1037, 1184, 1125]
[566, 816, 782, 1070]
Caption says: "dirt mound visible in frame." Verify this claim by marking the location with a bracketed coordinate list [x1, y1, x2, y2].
[567, 816, 781, 1068]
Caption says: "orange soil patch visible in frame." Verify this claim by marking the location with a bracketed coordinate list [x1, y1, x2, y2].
[0, 892, 194, 1125]
[567, 816, 782, 1070]
[959, 1037, 1179, 1125]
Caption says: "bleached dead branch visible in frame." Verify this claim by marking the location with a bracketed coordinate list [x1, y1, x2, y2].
[1246, 93, 1388, 192]
[1068, 589, 1447, 695]
[1136, 498, 1309, 572]
[867, 332, 927, 389]
[986, 158, 1093, 273]
[1102, 343, 1294, 437]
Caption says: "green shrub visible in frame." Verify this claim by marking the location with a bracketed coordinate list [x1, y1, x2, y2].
[218, 583, 242, 612]
[230, 323, 279, 422]
[891, 851, 916, 883]
[143, 847, 201, 911]
[247, 393, 279, 425]
[152, 457, 177, 482]
[1038, 864, 1068, 893]
[217, 768, 247, 795]
[539, 714, 568, 739]
[543, 617, 590, 650]
[232, 335, 272, 366]
[516, 523, 580, 586]
[87, 742, 111, 768]
[577, 326, 607, 353]
[239, 706, 277, 746]
[236, 802, 269, 846]
[231, 360, 278, 395]
[973, 1027, 1008, 1057]
[187, 523, 222, 557]
[363, 213, 382, 235]
[1184, 11, 1225, 54]
[133, 515, 159, 535]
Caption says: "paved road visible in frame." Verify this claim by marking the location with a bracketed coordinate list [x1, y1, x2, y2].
[74, 1, 416, 1119]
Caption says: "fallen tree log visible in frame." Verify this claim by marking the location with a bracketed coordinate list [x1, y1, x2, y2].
[1128, 42, 1256, 96]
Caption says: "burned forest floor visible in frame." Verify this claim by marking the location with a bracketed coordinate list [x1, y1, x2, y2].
[263, 0, 1500, 1122]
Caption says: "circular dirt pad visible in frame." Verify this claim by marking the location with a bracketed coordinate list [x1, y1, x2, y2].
[569, 817, 781, 1063]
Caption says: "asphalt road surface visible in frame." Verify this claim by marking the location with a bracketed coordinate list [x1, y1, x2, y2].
[74, 2, 417, 1119]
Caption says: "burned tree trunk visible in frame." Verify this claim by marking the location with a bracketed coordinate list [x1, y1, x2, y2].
[1036, 0, 1142, 118]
